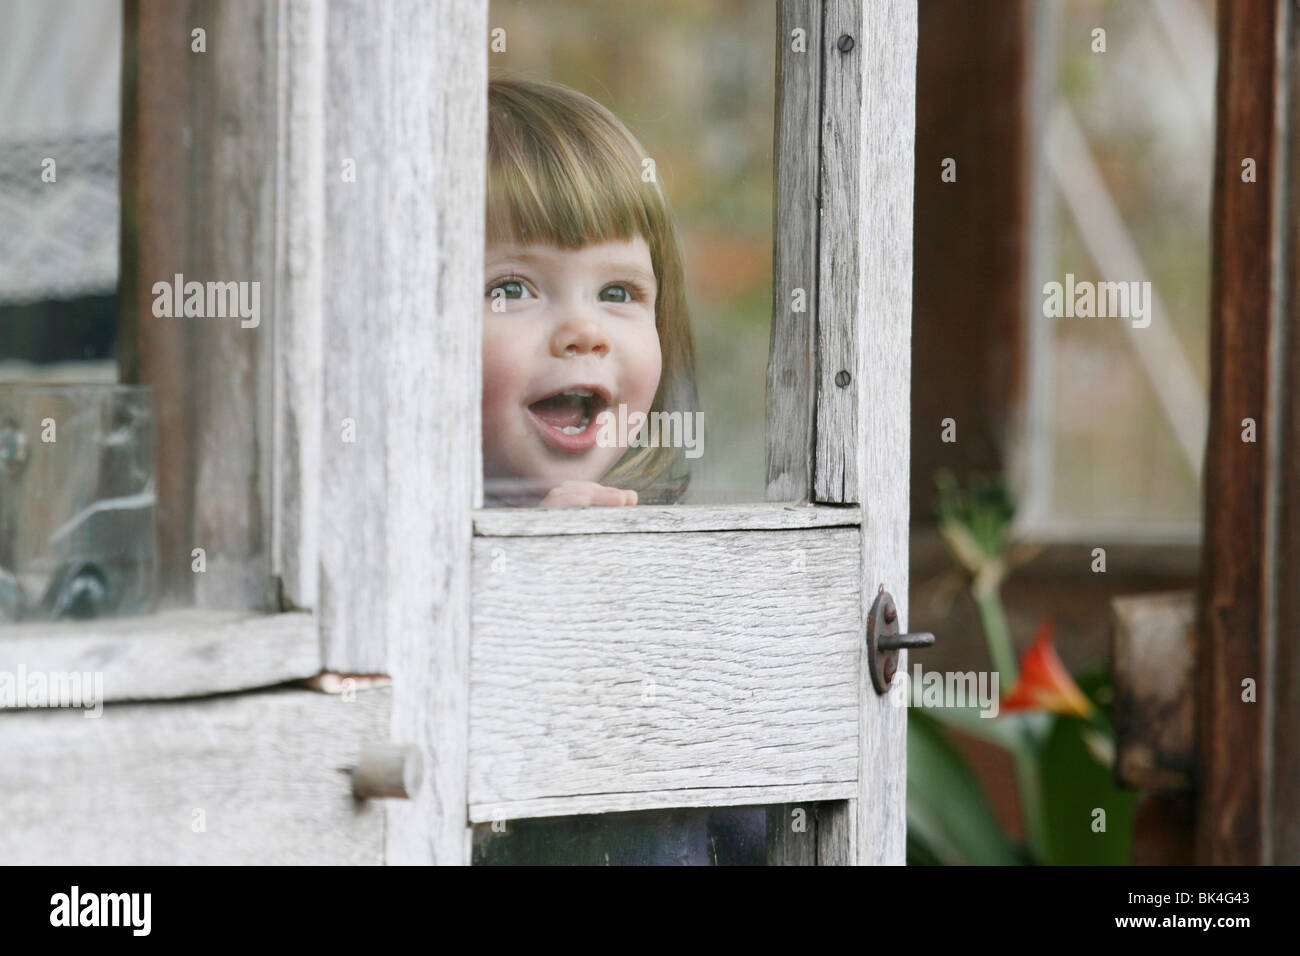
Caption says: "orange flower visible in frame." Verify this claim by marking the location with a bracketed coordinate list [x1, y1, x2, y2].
[1000, 619, 1094, 718]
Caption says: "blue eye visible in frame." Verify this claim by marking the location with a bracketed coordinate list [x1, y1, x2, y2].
[489, 278, 529, 300]
[598, 282, 650, 304]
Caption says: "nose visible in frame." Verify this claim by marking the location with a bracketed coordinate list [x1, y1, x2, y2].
[550, 313, 609, 358]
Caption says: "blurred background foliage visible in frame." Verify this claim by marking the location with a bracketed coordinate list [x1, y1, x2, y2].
[911, 471, 1139, 865]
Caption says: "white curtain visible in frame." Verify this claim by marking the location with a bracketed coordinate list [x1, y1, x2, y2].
[0, 0, 122, 304]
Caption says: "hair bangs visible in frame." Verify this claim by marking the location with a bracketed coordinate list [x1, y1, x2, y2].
[487, 87, 658, 251]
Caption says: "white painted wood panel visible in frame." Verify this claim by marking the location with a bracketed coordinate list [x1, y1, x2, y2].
[814, 0, 863, 505]
[320, 0, 403, 673]
[0, 686, 389, 865]
[470, 528, 861, 807]
[767, 0, 822, 501]
[318, 0, 486, 864]
[848, 0, 916, 866]
[0, 610, 320, 703]
[474, 502, 859, 537]
[272, 0, 325, 613]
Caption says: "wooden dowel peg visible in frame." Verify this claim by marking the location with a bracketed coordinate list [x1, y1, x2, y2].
[350, 743, 422, 799]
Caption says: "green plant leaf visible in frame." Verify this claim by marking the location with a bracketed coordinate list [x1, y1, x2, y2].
[1038, 715, 1138, 865]
[907, 710, 1021, 865]
[1074, 665, 1118, 735]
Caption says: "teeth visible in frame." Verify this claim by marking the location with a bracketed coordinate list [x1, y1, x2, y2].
[559, 413, 591, 435]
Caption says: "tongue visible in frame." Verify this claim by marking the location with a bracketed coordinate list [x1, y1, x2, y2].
[530, 394, 586, 429]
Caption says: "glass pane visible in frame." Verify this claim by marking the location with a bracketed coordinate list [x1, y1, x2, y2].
[1027, 0, 1212, 530]
[0, 384, 156, 622]
[473, 805, 773, 866]
[0, 5, 142, 623]
[0, 1, 120, 383]
[483, 0, 775, 507]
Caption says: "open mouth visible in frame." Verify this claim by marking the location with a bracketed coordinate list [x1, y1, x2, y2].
[527, 385, 611, 451]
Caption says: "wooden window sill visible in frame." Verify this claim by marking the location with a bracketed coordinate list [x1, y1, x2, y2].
[0, 609, 320, 705]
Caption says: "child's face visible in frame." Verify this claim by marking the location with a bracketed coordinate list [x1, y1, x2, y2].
[482, 237, 662, 492]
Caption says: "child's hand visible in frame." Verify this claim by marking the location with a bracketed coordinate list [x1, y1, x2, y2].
[539, 480, 638, 508]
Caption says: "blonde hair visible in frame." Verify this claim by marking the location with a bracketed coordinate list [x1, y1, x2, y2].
[486, 75, 698, 504]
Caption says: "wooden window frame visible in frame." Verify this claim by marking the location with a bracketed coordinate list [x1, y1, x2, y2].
[427, 0, 917, 865]
[1, 1, 373, 865]
[4, 1, 328, 702]
[2, 0, 917, 866]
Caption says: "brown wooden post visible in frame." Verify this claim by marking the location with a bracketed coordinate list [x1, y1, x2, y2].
[1198, 0, 1300, 865]
[1274, 0, 1300, 867]
[910, 0, 1030, 522]
[119, 0, 280, 613]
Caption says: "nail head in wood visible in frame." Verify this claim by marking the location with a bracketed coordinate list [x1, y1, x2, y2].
[350, 743, 422, 799]
[835, 370, 851, 387]
[837, 34, 854, 53]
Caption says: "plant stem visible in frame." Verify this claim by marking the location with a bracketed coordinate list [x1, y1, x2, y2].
[1012, 738, 1048, 863]
[975, 580, 1046, 860]
[974, 585, 1017, 683]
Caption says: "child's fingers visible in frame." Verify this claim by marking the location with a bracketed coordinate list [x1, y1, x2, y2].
[588, 484, 635, 507]
[538, 484, 580, 508]
[539, 481, 638, 508]
[539, 480, 601, 508]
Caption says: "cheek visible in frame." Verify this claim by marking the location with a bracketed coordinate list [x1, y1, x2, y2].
[629, 328, 663, 410]
[481, 325, 525, 418]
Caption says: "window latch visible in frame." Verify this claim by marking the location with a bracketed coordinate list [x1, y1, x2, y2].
[867, 586, 935, 695]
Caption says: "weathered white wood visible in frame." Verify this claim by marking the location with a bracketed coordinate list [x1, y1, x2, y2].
[843, 0, 916, 865]
[450, 0, 914, 868]
[813, 1, 861, 504]
[766, 0, 822, 501]
[473, 502, 858, 536]
[470, 528, 861, 806]
[272, 0, 325, 612]
[817, 798, 856, 865]
[460, 0, 915, 868]
[320, 0, 396, 672]
[473, 782, 856, 824]
[0, 685, 389, 864]
[321, 0, 485, 864]
[0, 610, 320, 702]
